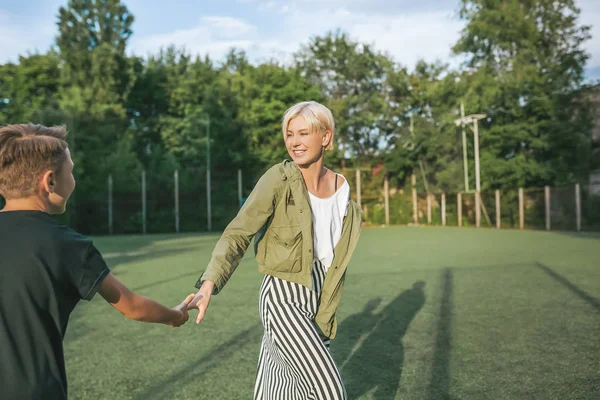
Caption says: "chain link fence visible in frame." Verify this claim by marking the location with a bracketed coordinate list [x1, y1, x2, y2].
[2, 168, 599, 234]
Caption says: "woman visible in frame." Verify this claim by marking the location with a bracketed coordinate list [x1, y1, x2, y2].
[190, 101, 362, 399]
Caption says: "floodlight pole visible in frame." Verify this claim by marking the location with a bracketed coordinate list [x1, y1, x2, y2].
[460, 102, 469, 192]
[473, 117, 481, 228]
[455, 113, 486, 228]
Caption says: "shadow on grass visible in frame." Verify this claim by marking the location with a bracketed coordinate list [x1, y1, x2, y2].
[134, 324, 263, 400]
[338, 281, 426, 400]
[428, 268, 456, 400]
[536, 262, 600, 312]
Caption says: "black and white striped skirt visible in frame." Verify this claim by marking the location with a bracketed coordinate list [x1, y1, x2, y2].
[254, 260, 347, 400]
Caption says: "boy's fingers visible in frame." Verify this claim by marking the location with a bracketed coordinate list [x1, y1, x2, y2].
[182, 293, 196, 306]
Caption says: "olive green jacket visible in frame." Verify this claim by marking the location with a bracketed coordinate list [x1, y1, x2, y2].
[195, 160, 362, 339]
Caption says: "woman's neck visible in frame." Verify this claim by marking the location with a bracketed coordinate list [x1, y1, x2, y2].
[299, 157, 327, 193]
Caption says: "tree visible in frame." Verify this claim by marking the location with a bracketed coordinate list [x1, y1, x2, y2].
[57, 0, 135, 117]
[0, 53, 61, 125]
[454, 0, 592, 188]
[295, 31, 392, 164]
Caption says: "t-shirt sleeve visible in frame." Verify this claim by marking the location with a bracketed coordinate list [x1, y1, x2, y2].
[78, 243, 110, 301]
[66, 235, 110, 301]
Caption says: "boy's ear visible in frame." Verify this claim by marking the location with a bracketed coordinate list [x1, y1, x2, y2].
[41, 170, 55, 194]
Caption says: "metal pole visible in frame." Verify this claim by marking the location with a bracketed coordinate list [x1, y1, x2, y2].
[495, 189, 501, 229]
[384, 174, 389, 226]
[461, 102, 469, 192]
[412, 173, 418, 224]
[174, 170, 180, 233]
[545, 185, 550, 231]
[356, 169, 361, 209]
[427, 194, 432, 224]
[575, 184, 581, 232]
[519, 187, 524, 230]
[458, 192, 462, 228]
[142, 170, 146, 235]
[108, 175, 113, 235]
[238, 169, 243, 206]
[474, 119, 481, 228]
[206, 115, 212, 232]
[441, 193, 446, 226]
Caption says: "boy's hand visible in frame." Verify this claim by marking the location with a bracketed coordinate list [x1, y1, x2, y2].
[188, 280, 215, 324]
[171, 293, 195, 327]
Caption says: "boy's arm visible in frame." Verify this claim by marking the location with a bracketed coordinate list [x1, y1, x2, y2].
[98, 273, 194, 327]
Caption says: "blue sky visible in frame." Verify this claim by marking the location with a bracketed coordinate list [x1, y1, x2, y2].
[1, 0, 599, 80]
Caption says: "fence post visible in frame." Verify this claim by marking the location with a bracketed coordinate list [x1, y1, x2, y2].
[575, 183, 581, 232]
[545, 185, 550, 231]
[519, 187, 524, 230]
[207, 168, 212, 232]
[356, 169, 361, 209]
[238, 169, 243, 206]
[412, 174, 418, 224]
[384, 174, 389, 226]
[441, 192, 446, 227]
[495, 190, 501, 229]
[458, 192, 462, 228]
[475, 191, 481, 228]
[427, 194, 432, 224]
[174, 170, 180, 233]
[142, 170, 147, 235]
[108, 175, 113, 235]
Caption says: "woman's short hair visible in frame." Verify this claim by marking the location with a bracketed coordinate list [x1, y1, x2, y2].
[281, 101, 335, 151]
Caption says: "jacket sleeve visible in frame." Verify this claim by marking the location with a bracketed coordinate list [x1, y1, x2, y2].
[195, 164, 282, 294]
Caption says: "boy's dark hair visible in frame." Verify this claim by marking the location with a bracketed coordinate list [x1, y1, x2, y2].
[0, 123, 68, 199]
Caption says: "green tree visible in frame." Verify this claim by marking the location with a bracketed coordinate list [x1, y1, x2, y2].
[454, 0, 592, 188]
[295, 31, 393, 165]
[0, 52, 61, 125]
[57, 0, 135, 117]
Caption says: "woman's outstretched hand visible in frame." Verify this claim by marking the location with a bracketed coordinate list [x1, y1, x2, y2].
[188, 280, 215, 324]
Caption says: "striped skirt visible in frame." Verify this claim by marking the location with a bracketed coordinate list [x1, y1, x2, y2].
[254, 260, 347, 400]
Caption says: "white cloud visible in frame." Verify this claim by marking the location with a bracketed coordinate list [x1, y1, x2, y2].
[129, 15, 287, 62]
[129, 6, 464, 69]
[0, 10, 56, 64]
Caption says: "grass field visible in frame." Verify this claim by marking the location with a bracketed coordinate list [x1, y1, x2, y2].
[64, 226, 600, 400]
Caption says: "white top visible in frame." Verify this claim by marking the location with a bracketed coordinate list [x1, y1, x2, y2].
[307, 175, 350, 272]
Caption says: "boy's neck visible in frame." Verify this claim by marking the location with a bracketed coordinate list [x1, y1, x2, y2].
[2, 197, 48, 213]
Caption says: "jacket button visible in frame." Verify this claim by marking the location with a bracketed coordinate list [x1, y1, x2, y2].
[335, 266, 338, 269]
[300, 209, 304, 213]
[308, 249, 312, 253]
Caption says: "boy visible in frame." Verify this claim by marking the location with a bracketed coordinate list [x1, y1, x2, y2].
[0, 123, 194, 399]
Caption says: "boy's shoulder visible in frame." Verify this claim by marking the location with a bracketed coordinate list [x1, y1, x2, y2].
[0, 210, 92, 250]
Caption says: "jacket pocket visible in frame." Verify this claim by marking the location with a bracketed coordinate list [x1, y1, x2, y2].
[266, 226, 303, 273]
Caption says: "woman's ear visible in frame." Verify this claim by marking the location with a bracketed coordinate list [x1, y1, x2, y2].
[322, 129, 332, 148]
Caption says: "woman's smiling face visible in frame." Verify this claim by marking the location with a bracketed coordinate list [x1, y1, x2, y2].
[285, 116, 330, 167]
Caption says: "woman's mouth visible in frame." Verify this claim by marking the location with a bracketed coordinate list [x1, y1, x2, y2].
[293, 150, 306, 156]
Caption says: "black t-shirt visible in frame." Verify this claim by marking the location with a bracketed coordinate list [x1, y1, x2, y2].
[0, 211, 110, 399]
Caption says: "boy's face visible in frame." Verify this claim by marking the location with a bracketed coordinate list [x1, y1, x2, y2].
[43, 148, 76, 214]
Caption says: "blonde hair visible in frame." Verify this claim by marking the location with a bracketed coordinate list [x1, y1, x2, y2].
[281, 101, 335, 151]
[0, 124, 68, 199]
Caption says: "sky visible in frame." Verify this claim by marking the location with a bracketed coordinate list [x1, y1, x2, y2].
[1, 0, 599, 80]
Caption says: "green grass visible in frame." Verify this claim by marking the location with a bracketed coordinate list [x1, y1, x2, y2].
[64, 227, 600, 400]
